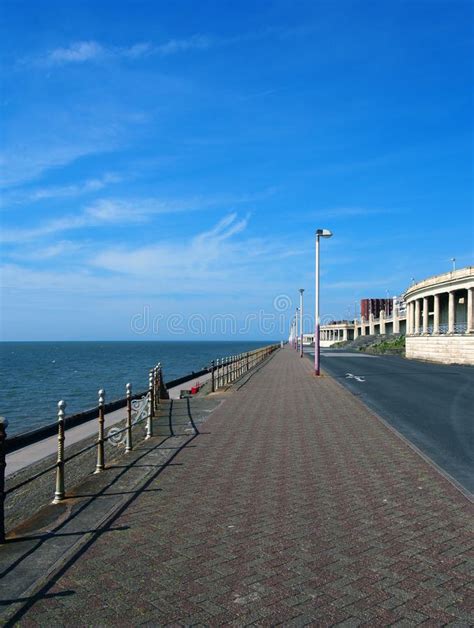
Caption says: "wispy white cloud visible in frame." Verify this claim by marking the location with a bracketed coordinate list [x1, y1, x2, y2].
[39, 35, 214, 66]
[1, 199, 150, 243]
[157, 35, 212, 55]
[35, 28, 306, 67]
[9, 240, 84, 261]
[0, 185, 279, 242]
[91, 212, 250, 276]
[0, 173, 121, 207]
[1, 214, 297, 301]
[48, 41, 104, 63]
[89, 213, 301, 290]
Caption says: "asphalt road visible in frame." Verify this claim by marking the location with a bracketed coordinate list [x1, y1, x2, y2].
[305, 348, 474, 495]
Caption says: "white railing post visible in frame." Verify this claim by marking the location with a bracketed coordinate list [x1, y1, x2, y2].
[53, 400, 67, 503]
[95, 390, 106, 473]
[125, 383, 133, 453]
[146, 371, 154, 439]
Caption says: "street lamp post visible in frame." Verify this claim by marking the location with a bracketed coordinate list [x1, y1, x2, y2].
[315, 229, 333, 376]
[299, 289, 304, 357]
[295, 308, 299, 351]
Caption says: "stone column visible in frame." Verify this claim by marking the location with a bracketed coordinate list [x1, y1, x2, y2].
[380, 310, 386, 334]
[448, 291, 455, 333]
[361, 316, 366, 335]
[354, 320, 359, 338]
[414, 299, 421, 334]
[369, 313, 375, 335]
[468, 288, 474, 333]
[393, 306, 400, 334]
[433, 294, 440, 334]
[343, 328, 348, 341]
[422, 297, 429, 334]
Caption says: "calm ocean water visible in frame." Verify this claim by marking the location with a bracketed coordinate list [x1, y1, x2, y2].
[0, 341, 275, 436]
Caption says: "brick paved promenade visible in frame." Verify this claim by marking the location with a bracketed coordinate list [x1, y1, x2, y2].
[5, 348, 474, 625]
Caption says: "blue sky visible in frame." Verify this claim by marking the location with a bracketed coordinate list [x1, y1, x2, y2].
[1, 0, 472, 340]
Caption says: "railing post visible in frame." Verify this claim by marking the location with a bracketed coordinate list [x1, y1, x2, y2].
[157, 363, 162, 405]
[53, 401, 66, 503]
[146, 370, 154, 439]
[0, 417, 8, 544]
[211, 360, 215, 392]
[95, 389, 105, 473]
[125, 383, 133, 453]
[154, 363, 161, 408]
[153, 366, 157, 412]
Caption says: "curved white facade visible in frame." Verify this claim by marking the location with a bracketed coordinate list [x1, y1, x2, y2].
[404, 267, 474, 364]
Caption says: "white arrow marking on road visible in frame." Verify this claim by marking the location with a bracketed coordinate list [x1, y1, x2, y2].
[346, 373, 366, 382]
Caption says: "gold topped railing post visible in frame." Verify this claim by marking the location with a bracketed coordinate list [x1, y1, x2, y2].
[156, 364, 162, 405]
[95, 389, 105, 473]
[125, 383, 132, 453]
[53, 401, 66, 503]
[146, 370, 154, 439]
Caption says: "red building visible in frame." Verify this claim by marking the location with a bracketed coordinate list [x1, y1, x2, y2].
[360, 298, 393, 320]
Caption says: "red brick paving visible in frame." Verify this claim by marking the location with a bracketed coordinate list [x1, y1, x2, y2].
[12, 348, 474, 625]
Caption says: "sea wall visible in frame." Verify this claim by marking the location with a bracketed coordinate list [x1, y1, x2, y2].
[406, 335, 474, 365]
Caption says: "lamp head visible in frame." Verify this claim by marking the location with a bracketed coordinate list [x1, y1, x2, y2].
[316, 229, 333, 238]
[299, 288, 304, 294]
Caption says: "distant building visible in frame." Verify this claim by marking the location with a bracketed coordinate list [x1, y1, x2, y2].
[360, 298, 393, 319]
[393, 295, 406, 315]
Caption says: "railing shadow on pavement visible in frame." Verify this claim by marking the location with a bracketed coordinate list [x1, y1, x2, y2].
[0, 399, 203, 626]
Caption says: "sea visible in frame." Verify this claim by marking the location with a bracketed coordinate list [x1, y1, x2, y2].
[0, 341, 276, 436]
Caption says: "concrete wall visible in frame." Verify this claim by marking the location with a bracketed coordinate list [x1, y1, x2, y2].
[406, 335, 474, 365]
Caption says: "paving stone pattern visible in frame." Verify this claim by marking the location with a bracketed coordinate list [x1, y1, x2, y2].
[7, 348, 474, 626]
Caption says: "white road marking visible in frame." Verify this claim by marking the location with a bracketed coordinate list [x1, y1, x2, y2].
[346, 373, 366, 382]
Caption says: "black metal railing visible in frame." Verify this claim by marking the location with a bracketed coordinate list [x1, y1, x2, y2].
[0, 345, 280, 542]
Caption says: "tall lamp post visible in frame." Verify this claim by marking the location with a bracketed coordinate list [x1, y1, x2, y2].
[295, 308, 299, 351]
[299, 289, 304, 357]
[315, 229, 333, 376]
